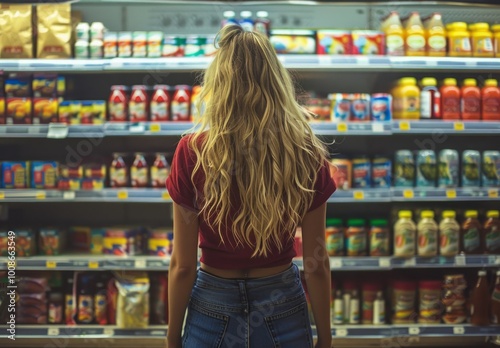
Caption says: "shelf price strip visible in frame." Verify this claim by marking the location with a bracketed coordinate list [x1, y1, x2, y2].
[149, 123, 161, 133]
[399, 121, 411, 131]
[453, 122, 465, 131]
[46, 261, 57, 269]
[0, 191, 4, 200]
[117, 190, 128, 200]
[337, 122, 348, 133]
[88, 261, 99, 269]
[353, 191, 365, 200]
[489, 189, 499, 198]
[403, 189, 414, 199]
[446, 189, 457, 199]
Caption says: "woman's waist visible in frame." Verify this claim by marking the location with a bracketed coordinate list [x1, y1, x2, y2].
[200, 262, 293, 280]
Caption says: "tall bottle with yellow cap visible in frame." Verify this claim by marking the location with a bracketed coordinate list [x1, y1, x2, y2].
[403, 12, 426, 56]
[420, 77, 441, 119]
[439, 210, 460, 257]
[493, 24, 500, 57]
[423, 13, 447, 57]
[461, 79, 481, 120]
[440, 78, 461, 120]
[417, 210, 438, 257]
[447, 22, 472, 57]
[393, 77, 420, 119]
[470, 23, 494, 58]
[394, 210, 416, 258]
[481, 79, 500, 121]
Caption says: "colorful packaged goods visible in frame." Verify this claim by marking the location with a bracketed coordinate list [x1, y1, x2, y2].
[461, 78, 481, 120]
[39, 228, 64, 256]
[150, 153, 170, 189]
[162, 36, 186, 57]
[1, 161, 28, 189]
[31, 161, 58, 189]
[171, 85, 192, 121]
[33, 98, 58, 124]
[68, 226, 92, 252]
[369, 219, 390, 256]
[16, 229, 36, 257]
[57, 164, 83, 190]
[417, 210, 438, 257]
[80, 100, 106, 124]
[439, 210, 460, 257]
[483, 150, 500, 187]
[416, 150, 437, 187]
[132, 31, 148, 58]
[254, 11, 271, 36]
[351, 94, 371, 121]
[461, 210, 482, 254]
[184, 36, 206, 57]
[32, 74, 57, 98]
[380, 12, 405, 56]
[392, 77, 420, 119]
[420, 77, 441, 119]
[418, 281, 442, 323]
[462, 150, 481, 187]
[108, 85, 129, 122]
[150, 85, 171, 122]
[90, 228, 105, 254]
[352, 157, 371, 188]
[446, 22, 472, 57]
[81, 162, 106, 190]
[481, 79, 500, 121]
[440, 78, 461, 120]
[317, 30, 352, 55]
[103, 32, 118, 58]
[6, 98, 32, 124]
[325, 218, 344, 256]
[391, 280, 417, 323]
[330, 158, 352, 190]
[423, 13, 447, 57]
[110, 153, 129, 188]
[114, 272, 150, 329]
[58, 101, 81, 125]
[129, 85, 149, 122]
[76, 273, 95, 324]
[484, 211, 500, 254]
[104, 228, 140, 256]
[442, 274, 467, 324]
[269, 30, 316, 54]
[305, 98, 330, 122]
[329, 93, 351, 122]
[394, 210, 417, 257]
[402, 12, 426, 56]
[469, 23, 494, 58]
[351, 31, 384, 55]
[345, 219, 367, 256]
[147, 32, 163, 58]
[370, 94, 392, 121]
[371, 157, 392, 188]
[438, 149, 459, 188]
[118, 32, 133, 58]
[131, 153, 149, 188]
[148, 229, 171, 256]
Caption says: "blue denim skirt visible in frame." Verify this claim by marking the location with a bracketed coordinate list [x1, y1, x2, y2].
[182, 263, 313, 348]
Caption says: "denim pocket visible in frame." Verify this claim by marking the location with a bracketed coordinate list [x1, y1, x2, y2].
[264, 302, 313, 348]
[182, 302, 229, 348]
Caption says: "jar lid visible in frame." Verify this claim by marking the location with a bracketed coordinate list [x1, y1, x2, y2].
[471, 22, 489, 31]
[393, 280, 416, 291]
[347, 219, 365, 227]
[465, 210, 478, 218]
[492, 24, 500, 32]
[421, 210, 434, 219]
[370, 219, 388, 227]
[399, 210, 412, 219]
[421, 77, 437, 87]
[463, 78, 477, 87]
[418, 280, 442, 290]
[154, 85, 170, 90]
[131, 85, 147, 90]
[326, 218, 343, 227]
[443, 78, 457, 86]
[487, 210, 499, 218]
[442, 210, 456, 219]
[485, 79, 498, 87]
[399, 77, 417, 86]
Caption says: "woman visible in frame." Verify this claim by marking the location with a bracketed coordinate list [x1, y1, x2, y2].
[166, 24, 335, 348]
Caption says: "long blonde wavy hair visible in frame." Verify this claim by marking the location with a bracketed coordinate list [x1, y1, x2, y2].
[189, 25, 328, 257]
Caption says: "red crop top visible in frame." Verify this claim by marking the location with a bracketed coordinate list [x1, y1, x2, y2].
[165, 134, 336, 269]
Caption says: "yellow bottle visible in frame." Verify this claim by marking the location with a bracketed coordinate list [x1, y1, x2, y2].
[393, 77, 420, 120]
[470, 23, 494, 58]
[493, 24, 500, 57]
[447, 22, 472, 57]
[190, 85, 203, 123]
[381, 11, 405, 56]
[403, 12, 426, 56]
[423, 13, 447, 57]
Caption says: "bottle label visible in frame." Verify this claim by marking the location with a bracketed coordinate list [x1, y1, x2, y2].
[110, 167, 128, 187]
[406, 34, 426, 51]
[349, 299, 360, 324]
[347, 233, 367, 255]
[386, 34, 405, 55]
[171, 101, 190, 121]
[150, 101, 169, 121]
[49, 303, 62, 324]
[373, 300, 385, 324]
[333, 299, 344, 324]
[151, 167, 169, 188]
[420, 90, 432, 118]
[129, 102, 148, 122]
[477, 38, 494, 53]
[428, 35, 447, 51]
[94, 294, 107, 324]
[440, 228, 459, 255]
[486, 227, 500, 251]
[370, 230, 389, 256]
[418, 227, 438, 256]
[108, 102, 127, 121]
[442, 97, 460, 116]
[395, 228, 415, 256]
[65, 294, 73, 323]
[462, 97, 481, 115]
[131, 167, 148, 187]
[77, 295, 94, 323]
[463, 228, 480, 252]
[403, 96, 420, 113]
[484, 97, 500, 114]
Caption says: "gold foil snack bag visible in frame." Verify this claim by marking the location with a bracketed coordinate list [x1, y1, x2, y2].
[0, 4, 33, 58]
[37, 3, 72, 58]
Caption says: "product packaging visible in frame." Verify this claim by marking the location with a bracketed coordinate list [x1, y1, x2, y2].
[33, 98, 58, 124]
[31, 161, 58, 189]
[317, 30, 353, 55]
[352, 31, 384, 55]
[39, 228, 65, 256]
[0, 4, 33, 58]
[36, 3, 72, 58]
[270, 30, 316, 54]
[1, 161, 29, 189]
[114, 272, 150, 328]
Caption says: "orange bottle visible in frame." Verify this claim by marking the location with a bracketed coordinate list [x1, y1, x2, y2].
[403, 12, 426, 56]
[461, 79, 481, 120]
[482, 79, 500, 121]
[424, 13, 447, 57]
[470, 270, 490, 326]
[440, 78, 461, 120]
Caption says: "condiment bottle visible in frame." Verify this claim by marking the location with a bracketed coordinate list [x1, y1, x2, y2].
[392, 77, 420, 119]
[171, 85, 192, 121]
[471, 270, 490, 326]
[129, 85, 149, 122]
[326, 218, 344, 256]
[94, 279, 108, 325]
[190, 85, 202, 123]
[151, 153, 170, 188]
[131, 153, 149, 188]
[239, 11, 254, 32]
[150, 85, 171, 122]
[418, 280, 442, 324]
[77, 274, 94, 324]
[447, 22, 472, 57]
[381, 12, 405, 56]
[369, 219, 390, 256]
[373, 291, 385, 325]
[491, 270, 500, 324]
[394, 210, 417, 258]
[461, 78, 481, 120]
[493, 24, 500, 57]
[440, 78, 461, 120]
[484, 210, 500, 254]
[392, 280, 417, 324]
[110, 153, 128, 188]
[362, 283, 381, 324]
[461, 210, 483, 254]
[48, 292, 63, 324]
[481, 79, 500, 121]
[345, 219, 367, 256]
[417, 210, 438, 257]
[108, 85, 128, 122]
[424, 13, 447, 57]
[470, 23, 494, 58]
[403, 12, 426, 56]
[439, 210, 460, 257]
[64, 275, 74, 324]
[349, 290, 361, 324]
[420, 77, 441, 119]
[342, 281, 356, 324]
[333, 289, 344, 325]
[254, 11, 271, 37]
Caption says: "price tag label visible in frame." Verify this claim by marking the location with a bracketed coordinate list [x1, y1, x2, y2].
[455, 255, 466, 266]
[47, 123, 69, 139]
[379, 258, 391, 267]
[36, 191, 46, 200]
[135, 259, 147, 268]
[488, 189, 499, 198]
[453, 326, 465, 334]
[0, 192, 4, 200]
[403, 258, 416, 267]
[403, 189, 414, 199]
[331, 259, 342, 268]
[399, 121, 410, 131]
[63, 191, 76, 200]
[104, 328, 114, 336]
[46, 261, 57, 269]
[162, 191, 171, 200]
[408, 327, 420, 335]
[495, 256, 500, 265]
[372, 123, 385, 133]
[453, 122, 465, 131]
[337, 122, 348, 132]
[149, 123, 161, 133]
[89, 261, 99, 269]
[446, 189, 457, 199]
[117, 190, 128, 200]
[48, 328, 60, 336]
[129, 124, 146, 133]
[318, 56, 331, 65]
[353, 191, 365, 200]
[336, 328, 348, 337]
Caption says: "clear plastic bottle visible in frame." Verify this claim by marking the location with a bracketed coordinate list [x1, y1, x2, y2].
[221, 11, 238, 27]
[239, 11, 254, 32]
[254, 11, 271, 36]
[417, 210, 438, 257]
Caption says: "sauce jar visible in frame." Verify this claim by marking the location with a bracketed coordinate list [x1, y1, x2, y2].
[418, 280, 442, 324]
[392, 280, 417, 324]
[151, 85, 171, 122]
[109, 153, 128, 188]
[108, 85, 128, 122]
[369, 219, 390, 256]
[129, 85, 149, 122]
[151, 153, 170, 188]
[325, 218, 344, 256]
[131, 153, 149, 188]
[171, 85, 192, 121]
[345, 219, 367, 256]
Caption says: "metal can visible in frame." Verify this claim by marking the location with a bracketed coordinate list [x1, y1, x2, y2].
[482, 150, 500, 187]
[438, 149, 459, 188]
[351, 93, 371, 121]
[462, 150, 481, 187]
[395, 150, 415, 187]
[416, 150, 437, 187]
[371, 93, 392, 121]
[352, 157, 371, 188]
[328, 93, 351, 122]
[372, 157, 392, 188]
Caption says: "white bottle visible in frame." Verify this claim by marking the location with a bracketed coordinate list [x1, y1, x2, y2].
[373, 291, 386, 325]
[75, 40, 89, 59]
[90, 39, 104, 59]
[90, 22, 106, 41]
[333, 290, 344, 325]
[349, 290, 360, 324]
[239, 11, 254, 32]
[343, 291, 351, 324]
[76, 22, 90, 42]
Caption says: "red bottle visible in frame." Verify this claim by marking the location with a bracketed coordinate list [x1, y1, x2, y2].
[171, 85, 192, 121]
[109, 153, 128, 188]
[151, 153, 170, 188]
[150, 85, 171, 122]
[440, 78, 461, 120]
[131, 153, 149, 188]
[129, 85, 149, 122]
[461, 79, 481, 120]
[108, 85, 128, 122]
[482, 79, 500, 121]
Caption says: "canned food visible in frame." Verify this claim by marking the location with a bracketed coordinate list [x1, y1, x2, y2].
[416, 150, 437, 187]
[372, 157, 392, 188]
[162, 36, 185, 57]
[330, 158, 352, 190]
[371, 93, 392, 121]
[395, 150, 415, 187]
[328, 93, 351, 122]
[482, 150, 500, 187]
[185, 35, 206, 57]
[462, 150, 481, 187]
[438, 149, 459, 188]
[352, 157, 371, 188]
[351, 94, 371, 121]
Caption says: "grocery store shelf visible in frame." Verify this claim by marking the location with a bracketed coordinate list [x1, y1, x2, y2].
[392, 187, 499, 201]
[392, 120, 500, 134]
[0, 124, 105, 138]
[310, 122, 391, 135]
[12, 325, 167, 339]
[1, 56, 500, 73]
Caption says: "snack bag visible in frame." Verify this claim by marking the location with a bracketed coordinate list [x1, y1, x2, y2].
[114, 272, 149, 328]
[36, 3, 72, 58]
[0, 4, 33, 58]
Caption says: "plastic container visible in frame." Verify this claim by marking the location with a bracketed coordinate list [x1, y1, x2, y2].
[417, 210, 438, 257]
[254, 11, 271, 36]
[131, 153, 149, 188]
[108, 85, 128, 122]
[171, 85, 192, 121]
[483, 150, 500, 187]
[439, 210, 460, 257]
[403, 12, 426, 56]
[440, 78, 461, 120]
[418, 281, 442, 323]
[369, 219, 390, 256]
[471, 270, 490, 325]
[461, 78, 481, 120]
[330, 158, 352, 190]
[151, 153, 170, 189]
[470, 23, 494, 58]
[345, 219, 367, 257]
[493, 24, 500, 57]
[461, 210, 483, 254]
[484, 211, 500, 254]
[481, 79, 500, 121]
[151, 85, 171, 122]
[129, 85, 149, 122]
[393, 77, 420, 119]
[362, 283, 381, 324]
[394, 210, 417, 257]
[221, 10, 238, 28]
[438, 149, 459, 188]
[424, 13, 447, 57]
[381, 12, 405, 56]
[462, 150, 481, 187]
[239, 11, 254, 32]
[420, 77, 441, 119]
[326, 218, 344, 256]
[447, 22, 472, 57]
[394, 150, 415, 187]
[110, 153, 128, 188]
[416, 150, 437, 188]
[392, 280, 417, 324]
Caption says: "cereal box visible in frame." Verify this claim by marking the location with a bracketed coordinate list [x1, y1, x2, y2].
[317, 30, 352, 55]
[6, 98, 32, 124]
[33, 98, 58, 124]
[1, 161, 28, 189]
[31, 161, 58, 189]
[352, 30, 385, 55]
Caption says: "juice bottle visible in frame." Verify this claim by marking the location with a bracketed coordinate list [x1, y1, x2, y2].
[129, 85, 149, 122]
[423, 13, 447, 57]
[470, 270, 490, 326]
[108, 85, 128, 122]
[484, 211, 500, 254]
[461, 210, 483, 254]
[171, 85, 192, 121]
[491, 270, 500, 324]
[381, 12, 405, 56]
[150, 85, 171, 122]
[417, 210, 438, 257]
[420, 77, 441, 119]
[110, 153, 128, 188]
[440, 78, 461, 120]
[447, 22, 472, 57]
[393, 77, 420, 120]
[190, 85, 202, 123]
[151, 153, 170, 189]
[254, 11, 271, 37]
[439, 210, 460, 257]
[131, 153, 149, 188]
[461, 78, 481, 120]
[493, 24, 500, 57]
[470, 23, 494, 58]
[394, 210, 417, 258]
[482, 79, 500, 121]
[239, 11, 254, 32]
[403, 12, 426, 56]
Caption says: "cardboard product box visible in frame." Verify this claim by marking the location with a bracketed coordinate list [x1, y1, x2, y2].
[6, 98, 32, 124]
[39, 228, 65, 256]
[15, 229, 36, 257]
[317, 30, 353, 55]
[31, 161, 58, 189]
[57, 164, 82, 190]
[1, 161, 28, 189]
[5, 74, 32, 98]
[352, 30, 385, 55]
[68, 226, 91, 252]
[58, 101, 81, 124]
[33, 98, 58, 124]
[81, 100, 106, 125]
[32, 74, 58, 98]
[270, 30, 316, 54]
